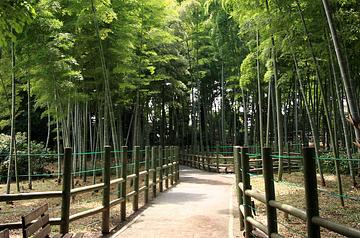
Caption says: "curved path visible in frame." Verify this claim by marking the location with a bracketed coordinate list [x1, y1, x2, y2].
[111, 166, 239, 238]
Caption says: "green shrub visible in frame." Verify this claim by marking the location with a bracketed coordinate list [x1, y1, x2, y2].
[319, 152, 358, 175]
[0, 133, 54, 183]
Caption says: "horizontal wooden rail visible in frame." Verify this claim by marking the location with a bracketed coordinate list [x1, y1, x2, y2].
[312, 216, 360, 237]
[0, 191, 62, 202]
[269, 200, 306, 221]
[139, 186, 147, 192]
[71, 183, 104, 195]
[69, 206, 105, 222]
[139, 171, 148, 176]
[0, 218, 61, 230]
[246, 217, 267, 234]
[110, 178, 124, 185]
[110, 197, 125, 207]
[0, 145, 180, 234]
[244, 189, 266, 203]
[127, 174, 136, 179]
[126, 190, 137, 198]
[234, 146, 360, 238]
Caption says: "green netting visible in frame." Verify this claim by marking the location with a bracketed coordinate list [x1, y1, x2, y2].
[245, 153, 261, 157]
[72, 168, 102, 175]
[21, 173, 61, 177]
[243, 203, 257, 212]
[110, 165, 122, 169]
[0, 153, 64, 157]
[209, 146, 234, 149]
[207, 151, 233, 155]
[248, 172, 263, 177]
[271, 155, 303, 159]
[319, 189, 360, 201]
[273, 179, 360, 201]
[73, 151, 104, 155]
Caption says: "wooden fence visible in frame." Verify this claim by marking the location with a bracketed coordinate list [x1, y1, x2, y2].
[0, 145, 180, 235]
[235, 146, 360, 238]
[180, 147, 301, 174]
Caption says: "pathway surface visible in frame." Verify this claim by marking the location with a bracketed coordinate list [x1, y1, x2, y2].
[111, 166, 238, 238]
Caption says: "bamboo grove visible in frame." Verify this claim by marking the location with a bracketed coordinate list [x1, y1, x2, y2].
[0, 0, 360, 195]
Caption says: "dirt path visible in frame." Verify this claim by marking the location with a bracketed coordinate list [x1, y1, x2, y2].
[110, 166, 239, 238]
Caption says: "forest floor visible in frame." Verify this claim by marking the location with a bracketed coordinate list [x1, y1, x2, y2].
[0, 166, 359, 237]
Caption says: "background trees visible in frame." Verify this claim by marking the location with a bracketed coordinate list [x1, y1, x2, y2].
[0, 0, 360, 191]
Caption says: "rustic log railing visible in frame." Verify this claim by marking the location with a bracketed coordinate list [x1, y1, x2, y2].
[0, 145, 180, 235]
[180, 146, 301, 174]
[235, 146, 360, 238]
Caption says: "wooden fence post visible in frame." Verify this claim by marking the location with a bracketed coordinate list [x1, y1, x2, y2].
[120, 146, 127, 222]
[188, 146, 191, 167]
[262, 147, 278, 236]
[170, 146, 174, 186]
[201, 154, 205, 170]
[175, 146, 180, 182]
[159, 146, 163, 192]
[102, 146, 111, 234]
[303, 147, 320, 238]
[287, 145, 292, 174]
[197, 154, 201, 170]
[145, 146, 150, 204]
[191, 148, 193, 167]
[173, 146, 177, 183]
[165, 146, 169, 190]
[133, 146, 140, 212]
[234, 146, 244, 231]
[60, 147, 72, 234]
[184, 146, 187, 166]
[216, 144, 220, 173]
[206, 154, 210, 172]
[241, 147, 252, 238]
[151, 146, 157, 197]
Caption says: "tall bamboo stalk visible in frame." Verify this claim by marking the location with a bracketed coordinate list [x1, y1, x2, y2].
[321, 0, 360, 144]
[293, 54, 326, 186]
[256, 31, 264, 149]
[27, 77, 32, 189]
[6, 41, 19, 193]
[329, 44, 357, 187]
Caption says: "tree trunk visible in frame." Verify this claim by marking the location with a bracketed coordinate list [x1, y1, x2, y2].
[321, 0, 360, 145]
[6, 41, 19, 193]
[256, 31, 264, 149]
[27, 77, 32, 189]
[293, 54, 326, 186]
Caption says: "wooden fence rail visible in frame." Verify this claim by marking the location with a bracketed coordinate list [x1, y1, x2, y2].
[235, 146, 360, 238]
[0, 145, 180, 235]
[180, 148, 301, 174]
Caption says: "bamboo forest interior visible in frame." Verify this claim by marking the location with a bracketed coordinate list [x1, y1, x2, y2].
[0, 0, 360, 237]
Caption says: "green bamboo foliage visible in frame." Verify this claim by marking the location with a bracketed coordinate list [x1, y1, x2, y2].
[0, 0, 360, 194]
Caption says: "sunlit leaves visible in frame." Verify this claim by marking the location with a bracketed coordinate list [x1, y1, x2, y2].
[0, 1, 36, 46]
[240, 52, 256, 88]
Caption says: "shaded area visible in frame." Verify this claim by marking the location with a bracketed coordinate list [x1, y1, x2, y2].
[181, 176, 232, 186]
